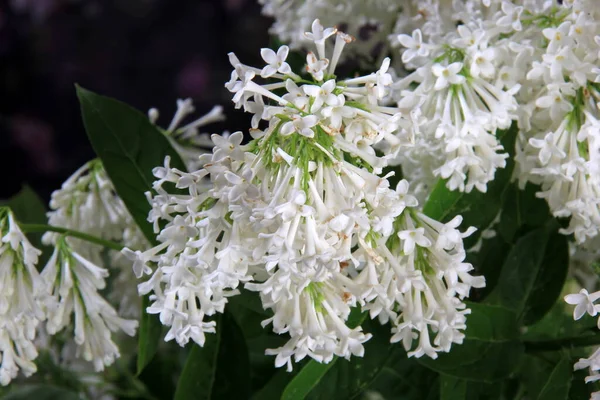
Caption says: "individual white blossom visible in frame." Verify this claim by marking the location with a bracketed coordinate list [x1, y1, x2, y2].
[565, 289, 600, 321]
[0, 208, 45, 385]
[261, 46, 293, 78]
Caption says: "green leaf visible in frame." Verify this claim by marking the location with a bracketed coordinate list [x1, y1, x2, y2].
[281, 360, 336, 400]
[281, 309, 368, 400]
[537, 357, 573, 400]
[367, 352, 439, 400]
[1, 385, 80, 400]
[496, 183, 551, 244]
[306, 320, 395, 400]
[76, 85, 187, 373]
[485, 221, 566, 323]
[522, 231, 569, 325]
[174, 312, 250, 400]
[422, 124, 517, 247]
[440, 376, 467, 400]
[523, 291, 598, 341]
[466, 231, 511, 301]
[136, 295, 163, 375]
[228, 291, 288, 394]
[3, 185, 49, 259]
[440, 376, 512, 400]
[75, 85, 187, 246]
[570, 368, 596, 399]
[252, 370, 297, 400]
[418, 303, 522, 383]
[462, 302, 519, 341]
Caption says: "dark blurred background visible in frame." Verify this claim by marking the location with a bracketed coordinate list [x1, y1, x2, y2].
[0, 0, 270, 201]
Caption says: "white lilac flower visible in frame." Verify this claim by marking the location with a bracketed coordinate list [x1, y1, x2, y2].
[149, 99, 226, 171]
[44, 98, 226, 322]
[127, 149, 253, 348]
[392, 41, 519, 193]
[505, 0, 600, 245]
[565, 289, 600, 321]
[361, 200, 484, 358]
[41, 236, 138, 371]
[128, 20, 484, 371]
[44, 159, 138, 246]
[574, 347, 600, 398]
[566, 287, 600, 399]
[258, 0, 402, 66]
[43, 159, 145, 320]
[0, 207, 45, 385]
[482, 2, 600, 397]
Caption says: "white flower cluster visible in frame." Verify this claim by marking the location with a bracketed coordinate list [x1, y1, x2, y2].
[0, 208, 45, 385]
[33, 99, 224, 376]
[44, 159, 143, 250]
[0, 194, 140, 385]
[392, 30, 520, 194]
[127, 20, 485, 371]
[149, 101, 225, 171]
[258, 0, 402, 65]
[41, 236, 138, 372]
[393, 0, 600, 243]
[565, 288, 600, 398]
[42, 159, 142, 370]
[502, 0, 600, 245]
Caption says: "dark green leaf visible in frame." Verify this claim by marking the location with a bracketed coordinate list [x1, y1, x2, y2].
[281, 309, 368, 400]
[462, 302, 519, 341]
[440, 376, 511, 400]
[252, 370, 297, 400]
[537, 357, 573, 400]
[418, 303, 522, 382]
[570, 368, 596, 399]
[5, 185, 47, 227]
[307, 320, 394, 400]
[281, 361, 335, 400]
[467, 231, 511, 301]
[135, 349, 182, 400]
[523, 295, 597, 341]
[367, 352, 439, 400]
[422, 124, 518, 247]
[1, 385, 80, 400]
[4, 185, 50, 261]
[519, 355, 557, 399]
[485, 221, 564, 323]
[496, 183, 551, 244]
[76, 85, 187, 373]
[174, 312, 250, 400]
[228, 291, 288, 394]
[136, 296, 164, 376]
[522, 231, 569, 325]
[75, 85, 186, 246]
[419, 340, 523, 383]
[440, 376, 467, 400]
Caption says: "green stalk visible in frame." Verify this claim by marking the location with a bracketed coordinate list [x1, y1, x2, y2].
[20, 223, 124, 251]
[524, 334, 600, 352]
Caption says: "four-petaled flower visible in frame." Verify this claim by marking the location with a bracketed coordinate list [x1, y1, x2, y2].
[432, 62, 466, 90]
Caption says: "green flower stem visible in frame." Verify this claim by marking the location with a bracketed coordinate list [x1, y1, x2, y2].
[524, 334, 600, 352]
[20, 223, 124, 251]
